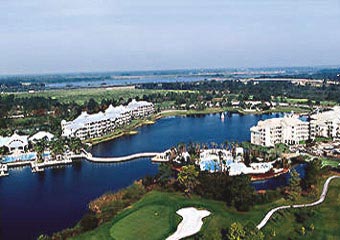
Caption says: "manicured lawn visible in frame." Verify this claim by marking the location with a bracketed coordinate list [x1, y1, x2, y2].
[72, 176, 340, 240]
[321, 158, 339, 168]
[14, 88, 192, 105]
[285, 98, 309, 104]
[72, 191, 286, 240]
[110, 205, 173, 240]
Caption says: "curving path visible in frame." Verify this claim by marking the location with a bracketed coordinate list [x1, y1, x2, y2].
[256, 175, 340, 230]
[70, 150, 161, 163]
[86, 152, 161, 162]
[166, 207, 211, 240]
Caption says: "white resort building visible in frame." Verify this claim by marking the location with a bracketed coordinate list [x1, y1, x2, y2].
[310, 107, 340, 140]
[0, 131, 55, 155]
[250, 115, 309, 147]
[29, 131, 55, 143]
[0, 133, 29, 153]
[61, 100, 154, 140]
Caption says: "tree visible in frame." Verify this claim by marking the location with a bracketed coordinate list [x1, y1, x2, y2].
[50, 139, 65, 160]
[226, 222, 246, 240]
[86, 98, 99, 113]
[196, 172, 232, 200]
[34, 139, 47, 163]
[177, 165, 199, 196]
[157, 163, 173, 186]
[302, 158, 322, 190]
[227, 175, 255, 211]
[69, 137, 83, 154]
[0, 146, 8, 157]
[37, 235, 50, 240]
[300, 226, 306, 236]
[244, 150, 251, 167]
[288, 169, 301, 201]
[79, 213, 98, 231]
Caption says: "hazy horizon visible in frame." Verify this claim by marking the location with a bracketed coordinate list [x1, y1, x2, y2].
[1, 0, 340, 75]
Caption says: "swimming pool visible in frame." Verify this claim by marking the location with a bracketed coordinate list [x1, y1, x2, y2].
[1, 152, 50, 163]
[200, 160, 221, 172]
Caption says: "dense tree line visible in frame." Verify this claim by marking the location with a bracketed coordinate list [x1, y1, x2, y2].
[139, 80, 340, 103]
[258, 67, 340, 81]
[196, 172, 255, 211]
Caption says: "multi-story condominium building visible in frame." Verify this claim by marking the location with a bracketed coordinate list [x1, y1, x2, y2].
[250, 115, 309, 147]
[61, 100, 154, 140]
[127, 99, 155, 118]
[310, 107, 340, 140]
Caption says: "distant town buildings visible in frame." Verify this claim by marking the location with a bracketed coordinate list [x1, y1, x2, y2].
[250, 114, 309, 147]
[310, 107, 340, 140]
[61, 99, 154, 140]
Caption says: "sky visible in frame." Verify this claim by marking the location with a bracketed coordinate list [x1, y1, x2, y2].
[0, 0, 340, 74]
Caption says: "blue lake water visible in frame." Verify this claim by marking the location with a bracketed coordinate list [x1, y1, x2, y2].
[46, 76, 203, 89]
[1, 113, 287, 239]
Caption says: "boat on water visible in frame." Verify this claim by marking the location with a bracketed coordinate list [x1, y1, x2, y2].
[220, 112, 225, 119]
[250, 168, 289, 181]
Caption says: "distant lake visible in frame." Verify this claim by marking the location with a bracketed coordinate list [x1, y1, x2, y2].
[46, 76, 203, 89]
[1, 113, 286, 240]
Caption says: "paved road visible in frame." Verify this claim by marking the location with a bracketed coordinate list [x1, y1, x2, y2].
[256, 175, 340, 230]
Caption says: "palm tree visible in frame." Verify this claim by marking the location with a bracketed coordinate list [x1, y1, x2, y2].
[69, 137, 83, 154]
[218, 150, 224, 173]
[177, 165, 199, 197]
[177, 143, 186, 154]
[158, 163, 173, 186]
[51, 139, 66, 160]
[195, 143, 201, 156]
[225, 140, 229, 150]
[0, 146, 7, 158]
[210, 142, 217, 152]
[34, 139, 47, 163]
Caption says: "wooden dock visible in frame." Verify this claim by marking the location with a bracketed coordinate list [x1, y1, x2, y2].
[0, 164, 9, 177]
[31, 158, 73, 173]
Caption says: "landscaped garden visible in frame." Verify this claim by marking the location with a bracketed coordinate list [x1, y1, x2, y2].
[71, 175, 340, 240]
[40, 147, 340, 240]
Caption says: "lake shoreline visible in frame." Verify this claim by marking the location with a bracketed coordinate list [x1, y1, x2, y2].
[87, 106, 308, 146]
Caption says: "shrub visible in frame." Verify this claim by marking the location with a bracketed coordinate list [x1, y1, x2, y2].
[122, 183, 146, 202]
[79, 213, 98, 232]
[142, 175, 155, 187]
[294, 209, 315, 224]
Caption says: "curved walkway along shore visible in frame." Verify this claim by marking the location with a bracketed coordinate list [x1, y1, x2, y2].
[71, 150, 161, 163]
[256, 175, 340, 230]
